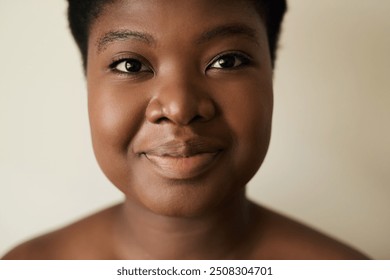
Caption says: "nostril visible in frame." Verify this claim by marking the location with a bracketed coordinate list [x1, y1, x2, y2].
[155, 114, 205, 126]
[190, 115, 205, 123]
[155, 116, 170, 124]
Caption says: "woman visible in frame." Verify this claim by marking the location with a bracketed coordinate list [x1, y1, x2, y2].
[2, 0, 367, 259]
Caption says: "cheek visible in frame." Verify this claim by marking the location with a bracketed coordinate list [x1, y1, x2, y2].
[87, 81, 147, 190]
[218, 77, 273, 181]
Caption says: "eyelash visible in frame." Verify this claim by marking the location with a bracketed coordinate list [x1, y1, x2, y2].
[207, 52, 252, 70]
[109, 56, 152, 76]
[108, 51, 252, 76]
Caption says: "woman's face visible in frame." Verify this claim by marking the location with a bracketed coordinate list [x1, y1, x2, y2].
[87, 0, 273, 217]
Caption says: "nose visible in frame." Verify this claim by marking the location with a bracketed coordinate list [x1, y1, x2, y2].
[145, 73, 216, 126]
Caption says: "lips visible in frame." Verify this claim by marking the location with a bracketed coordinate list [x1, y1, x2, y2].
[138, 137, 225, 179]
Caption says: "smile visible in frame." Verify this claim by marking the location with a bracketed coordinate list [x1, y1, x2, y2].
[144, 152, 220, 179]
[139, 138, 225, 179]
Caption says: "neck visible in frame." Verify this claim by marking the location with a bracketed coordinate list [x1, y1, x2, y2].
[114, 190, 253, 259]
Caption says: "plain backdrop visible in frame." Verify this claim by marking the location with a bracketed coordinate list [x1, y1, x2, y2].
[0, 1, 389, 259]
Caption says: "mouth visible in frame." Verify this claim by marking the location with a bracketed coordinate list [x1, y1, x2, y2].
[139, 138, 225, 179]
[144, 152, 220, 179]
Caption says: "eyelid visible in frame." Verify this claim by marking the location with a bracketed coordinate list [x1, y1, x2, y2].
[206, 51, 252, 70]
[108, 53, 153, 75]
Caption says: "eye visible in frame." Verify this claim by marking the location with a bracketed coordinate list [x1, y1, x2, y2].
[208, 52, 251, 70]
[110, 58, 151, 74]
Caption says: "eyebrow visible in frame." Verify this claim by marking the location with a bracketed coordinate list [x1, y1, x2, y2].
[196, 24, 260, 45]
[96, 30, 155, 53]
[96, 23, 259, 53]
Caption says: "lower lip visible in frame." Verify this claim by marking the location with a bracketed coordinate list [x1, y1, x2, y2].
[144, 152, 220, 179]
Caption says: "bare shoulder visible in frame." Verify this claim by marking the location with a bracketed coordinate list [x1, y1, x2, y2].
[249, 204, 369, 259]
[1, 204, 121, 260]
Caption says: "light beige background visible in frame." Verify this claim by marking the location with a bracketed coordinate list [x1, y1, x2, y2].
[0, 1, 389, 259]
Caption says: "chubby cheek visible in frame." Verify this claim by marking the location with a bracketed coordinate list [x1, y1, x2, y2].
[220, 77, 273, 185]
[87, 79, 146, 192]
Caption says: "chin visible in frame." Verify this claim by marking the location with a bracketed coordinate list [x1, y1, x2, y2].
[126, 177, 241, 218]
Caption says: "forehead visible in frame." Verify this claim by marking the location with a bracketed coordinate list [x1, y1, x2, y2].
[88, 0, 266, 51]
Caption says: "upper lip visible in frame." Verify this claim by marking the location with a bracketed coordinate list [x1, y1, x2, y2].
[140, 137, 226, 158]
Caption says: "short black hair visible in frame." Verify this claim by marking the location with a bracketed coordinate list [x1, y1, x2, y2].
[67, 0, 287, 69]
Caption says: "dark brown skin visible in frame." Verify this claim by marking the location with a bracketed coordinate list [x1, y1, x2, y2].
[2, 0, 368, 260]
